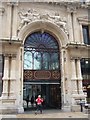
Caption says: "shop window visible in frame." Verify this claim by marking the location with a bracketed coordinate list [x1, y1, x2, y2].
[81, 58, 90, 103]
[82, 25, 90, 45]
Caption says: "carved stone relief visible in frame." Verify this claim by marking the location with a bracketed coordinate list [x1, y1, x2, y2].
[0, 7, 5, 16]
[18, 8, 68, 35]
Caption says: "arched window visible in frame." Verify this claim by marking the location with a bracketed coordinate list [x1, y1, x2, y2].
[24, 31, 60, 70]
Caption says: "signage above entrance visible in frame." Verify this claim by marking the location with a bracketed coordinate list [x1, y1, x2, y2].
[24, 70, 60, 81]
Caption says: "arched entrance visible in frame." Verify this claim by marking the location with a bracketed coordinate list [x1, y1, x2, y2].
[23, 31, 61, 110]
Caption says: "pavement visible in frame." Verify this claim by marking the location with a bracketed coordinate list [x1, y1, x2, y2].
[0, 109, 89, 120]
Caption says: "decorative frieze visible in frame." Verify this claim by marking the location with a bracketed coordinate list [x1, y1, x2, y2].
[24, 70, 60, 80]
[18, 8, 68, 35]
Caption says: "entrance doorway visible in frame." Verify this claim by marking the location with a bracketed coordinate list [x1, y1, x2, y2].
[23, 83, 61, 110]
[23, 31, 61, 110]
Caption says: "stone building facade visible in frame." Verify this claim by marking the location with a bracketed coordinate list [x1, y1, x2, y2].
[0, 0, 90, 114]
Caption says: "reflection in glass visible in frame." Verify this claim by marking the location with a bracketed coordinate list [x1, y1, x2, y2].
[51, 53, 59, 70]
[24, 51, 32, 69]
[42, 52, 50, 70]
[34, 52, 41, 70]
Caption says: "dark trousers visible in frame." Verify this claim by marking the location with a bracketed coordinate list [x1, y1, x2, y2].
[36, 104, 42, 113]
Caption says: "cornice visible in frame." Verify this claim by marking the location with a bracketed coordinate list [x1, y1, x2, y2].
[0, 38, 22, 46]
[2, 0, 89, 8]
[77, 16, 90, 23]
[66, 42, 87, 49]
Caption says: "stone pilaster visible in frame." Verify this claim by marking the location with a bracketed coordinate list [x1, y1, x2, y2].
[71, 59, 77, 94]
[12, 2, 18, 40]
[67, 10, 74, 43]
[79, 23, 84, 44]
[9, 55, 16, 99]
[77, 59, 84, 94]
[3, 55, 9, 80]
[2, 56, 9, 98]
[61, 49, 66, 106]
[6, 3, 12, 38]
[77, 59, 83, 80]
[0, 7, 4, 38]
[10, 55, 16, 79]
[71, 58, 86, 112]
[17, 46, 24, 113]
[0, 54, 18, 114]
[73, 12, 79, 43]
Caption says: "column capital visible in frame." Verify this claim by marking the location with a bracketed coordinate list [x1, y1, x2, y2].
[4, 53, 16, 58]
[70, 57, 81, 60]
[67, 5, 77, 13]
[7, 2, 18, 6]
[77, 57, 81, 60]
[70, 57, 76, 60]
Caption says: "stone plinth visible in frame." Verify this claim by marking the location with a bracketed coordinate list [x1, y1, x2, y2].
[0, 98, 18, 114]
[71, 105, 81, 112]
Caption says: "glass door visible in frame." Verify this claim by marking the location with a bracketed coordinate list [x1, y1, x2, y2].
[49, 84, 61, 108]
[23, 83, 61, 110]
[23, 84, 41, 109]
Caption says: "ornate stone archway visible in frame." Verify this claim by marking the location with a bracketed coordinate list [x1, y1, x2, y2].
[18, 20, 68, 112]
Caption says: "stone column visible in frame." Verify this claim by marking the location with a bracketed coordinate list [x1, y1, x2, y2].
[6, 3, 12, 38]
[12, 2, 18, 40]
[2, 55, 9, 98]
[0, 7, 4, 38]
[79, 23, 84, 44]
[9, 55, 16, 99]
[61, 49, 66, 106]
[77, 59, 82, 80]
[71, 59, 77, 94]
[67, 8, 74, 43]
[77, 59, 83, 94]
[73, 12, 79, 43]
[10, 55, 16, 79]
[18, 46, 24, 113]
[71, 58, 86, 112]
[0, 54, 18, 114]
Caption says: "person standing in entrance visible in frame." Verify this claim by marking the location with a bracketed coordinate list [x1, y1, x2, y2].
[35, 95, 43, 114]
[26, 95, 29, 108]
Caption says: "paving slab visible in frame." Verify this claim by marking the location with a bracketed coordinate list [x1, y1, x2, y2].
[17, 109, 89, 119]
[0, 109, 89, 120]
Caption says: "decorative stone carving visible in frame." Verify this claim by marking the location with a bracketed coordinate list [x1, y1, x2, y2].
[18, 8, 68, 35]
[0, 7, 5, 16]
[67, 5, 77, 13]
[49, 14, 68, 35]
[18, 9, 39, 30]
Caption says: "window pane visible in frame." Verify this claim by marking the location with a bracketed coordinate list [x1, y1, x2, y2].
[34, 52, 41, 70]
[24, 51, 32, 69]
[42, 52, 50, 70]
[82, 26, 89, 45]
[81, 58, 90, 79]
[51, 53, 59, 70]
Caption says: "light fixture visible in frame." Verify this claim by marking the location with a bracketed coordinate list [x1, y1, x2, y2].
[85, 60, 88, 64]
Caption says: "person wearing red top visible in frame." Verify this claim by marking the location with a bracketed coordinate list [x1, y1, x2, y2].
[35, 95, 43, 114]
